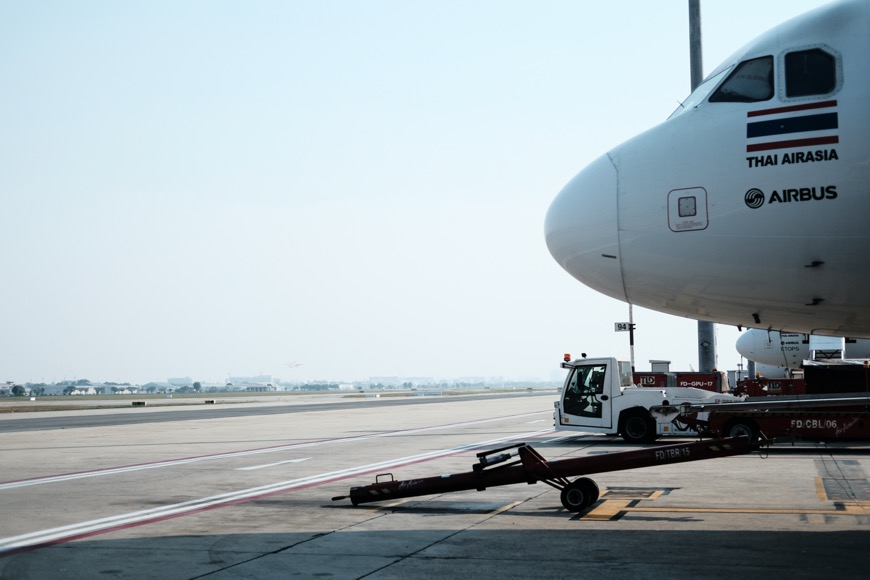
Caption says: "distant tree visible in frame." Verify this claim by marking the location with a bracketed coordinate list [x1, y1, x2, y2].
[11, 385, 25, 396]
[146, 386, 157, 394]
[75, 379, 91, 386]
[63, 386, 76, 396]
[193, 381, 202, 392]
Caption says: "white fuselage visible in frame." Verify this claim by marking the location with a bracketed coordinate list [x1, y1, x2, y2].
[736, 329, 870, 369]
[545, 0, 870, 338]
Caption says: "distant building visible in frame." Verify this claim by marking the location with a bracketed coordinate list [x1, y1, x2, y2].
[456, 376, 486, 385]
[142, 382, 175, 393]
[369, 376, 401, 386]
[404, 377, 435, 386]
[167, 377, 193, 387]
[229, 375, 272, 385]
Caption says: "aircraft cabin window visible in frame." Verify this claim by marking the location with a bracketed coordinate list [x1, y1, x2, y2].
[709, 56, 774, 103]
[785, 49, 836, 97]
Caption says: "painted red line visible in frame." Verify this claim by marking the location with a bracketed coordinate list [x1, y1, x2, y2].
[746, 135, 839, 152]
[747, 100, 837, 117]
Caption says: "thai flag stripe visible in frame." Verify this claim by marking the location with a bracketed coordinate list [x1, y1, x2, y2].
[746, 100, 838, 152]
[746, 135, 839, 153]
[747, 99, 837, 117]
[747, 112, 838, 138]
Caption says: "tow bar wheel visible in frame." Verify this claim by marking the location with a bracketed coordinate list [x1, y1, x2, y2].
[560, 477, 600, 512]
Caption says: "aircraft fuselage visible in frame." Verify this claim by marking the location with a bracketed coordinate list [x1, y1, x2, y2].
[545, 0, 870, 338]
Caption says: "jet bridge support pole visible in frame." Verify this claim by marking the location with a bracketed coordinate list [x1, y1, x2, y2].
[333, 437, 755, 513]
[688, 0, 719, 373]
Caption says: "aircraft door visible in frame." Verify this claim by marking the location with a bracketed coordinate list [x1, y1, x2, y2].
[560, 363, 612, 428]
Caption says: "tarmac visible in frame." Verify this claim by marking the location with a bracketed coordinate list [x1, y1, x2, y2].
[1, 392, 869, 579]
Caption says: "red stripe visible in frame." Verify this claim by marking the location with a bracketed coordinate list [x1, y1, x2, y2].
[746, 135, 839, 153]
[747, 100, 838, 118]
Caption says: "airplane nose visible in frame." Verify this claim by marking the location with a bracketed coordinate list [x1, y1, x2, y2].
[545, 154, 626, 302]
[734, 331, 756, 360]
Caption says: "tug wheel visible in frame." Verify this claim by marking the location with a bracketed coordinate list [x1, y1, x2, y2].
[560, 477, 600, 512]
[725, 419, 759, 442]
[620, 410, 657, 443]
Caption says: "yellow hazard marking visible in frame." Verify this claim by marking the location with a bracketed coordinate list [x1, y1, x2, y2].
[579, 488, 665, 521]
[577, 486, 870, 520]
[626, 505, 865, 515]
[600, 488, 664, 501]
[491, 500, 523, 516]
[582, 499, 633, 521]
[815, 476, 827, 502]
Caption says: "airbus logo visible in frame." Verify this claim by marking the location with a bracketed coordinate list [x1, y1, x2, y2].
[745, 188, 765, 209]
[745, 186, 837, 209]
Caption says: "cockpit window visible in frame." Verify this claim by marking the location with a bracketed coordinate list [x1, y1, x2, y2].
[669, 66, 732, 118]
[709, 56, 774, 103]
[786, 49, 836, 97]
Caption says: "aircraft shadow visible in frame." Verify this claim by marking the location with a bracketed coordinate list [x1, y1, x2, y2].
[3, 527, 869, 579]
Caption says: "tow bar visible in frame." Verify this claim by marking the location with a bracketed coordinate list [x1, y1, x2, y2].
[332, 437, 757, 512]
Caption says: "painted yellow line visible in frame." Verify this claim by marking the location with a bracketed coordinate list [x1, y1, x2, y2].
[575, 486, 870, 520]
[582, 500, 632, 521]
[814, 476, 827, 502]
[590, 504, 866, 516]
[491, 500, 523, 516]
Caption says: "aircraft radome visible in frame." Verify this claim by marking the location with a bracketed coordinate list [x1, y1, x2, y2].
[545, 0, 870, 338]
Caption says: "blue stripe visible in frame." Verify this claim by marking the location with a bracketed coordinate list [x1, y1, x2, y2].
[747, 112, 838, 138]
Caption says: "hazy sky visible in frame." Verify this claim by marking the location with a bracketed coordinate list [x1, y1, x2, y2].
[1, 1, 832, 384]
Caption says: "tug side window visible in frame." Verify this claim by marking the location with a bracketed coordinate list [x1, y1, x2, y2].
[709, 56, 774, 103]
[562, 364, 606, 419]
[786, 48, 836, 97]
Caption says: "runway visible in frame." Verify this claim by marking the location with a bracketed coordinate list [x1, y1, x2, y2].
[0, 392, 540, 432]
[1, 392, 869, 578]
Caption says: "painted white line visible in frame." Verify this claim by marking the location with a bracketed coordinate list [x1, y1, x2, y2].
[539, 432, 600, 444]
[236, 458, 311, 471]
[0, 429, 554, 555]
[525, 420, 548, 424]
[0, 410, 551, 491]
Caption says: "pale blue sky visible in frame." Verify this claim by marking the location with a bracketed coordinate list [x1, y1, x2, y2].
[1, 1, 832, 384]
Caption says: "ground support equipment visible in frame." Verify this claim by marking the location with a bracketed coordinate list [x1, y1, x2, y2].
[332, 437, 756, 512]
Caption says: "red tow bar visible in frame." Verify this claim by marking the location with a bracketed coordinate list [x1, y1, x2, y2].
[332, 437, 756, 513]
